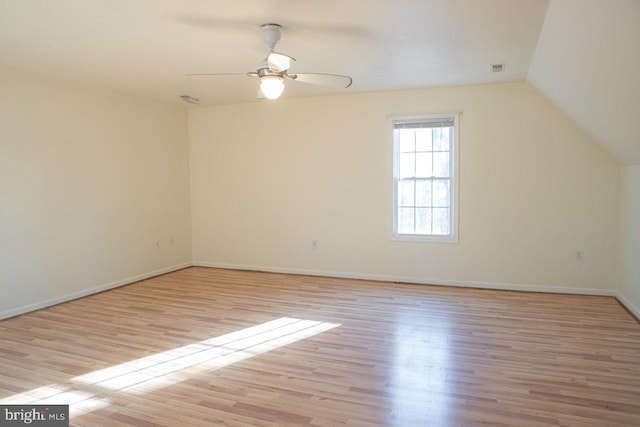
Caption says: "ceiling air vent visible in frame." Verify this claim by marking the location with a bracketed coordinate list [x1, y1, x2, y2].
[179, 95, 200, 104]
[490, 63, 505, 73]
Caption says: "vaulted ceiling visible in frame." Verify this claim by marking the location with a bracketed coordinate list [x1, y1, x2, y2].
[1, 0, 638, 164]
[528, 0, 640, 165]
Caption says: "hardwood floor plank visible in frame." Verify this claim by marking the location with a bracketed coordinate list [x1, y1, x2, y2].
[1, 267, 639, 426]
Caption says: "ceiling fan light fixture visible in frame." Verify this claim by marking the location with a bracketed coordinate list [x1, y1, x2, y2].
[260, 75, 284, 99]
[187, 23, 352, 101]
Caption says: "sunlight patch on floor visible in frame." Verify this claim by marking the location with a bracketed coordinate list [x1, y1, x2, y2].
[72, 317, 340, 393]
[0, 316, 341, 418]
[71, 317, 340, 392]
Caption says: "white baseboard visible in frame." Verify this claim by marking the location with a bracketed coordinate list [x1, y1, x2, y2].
[192, 261, 617, 297]
[0, 262, 192, 320]
[7, 261, 631, 322]
[616, 291, 640, 320]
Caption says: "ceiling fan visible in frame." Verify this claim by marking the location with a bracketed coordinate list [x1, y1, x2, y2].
[188, 23, 353, 100]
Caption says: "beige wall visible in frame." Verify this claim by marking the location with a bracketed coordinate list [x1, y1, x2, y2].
[189, 81, 619, 293]
[1, 74, 625, 319]
[618, 166, 640, 316]
[0, 68, 192, 318]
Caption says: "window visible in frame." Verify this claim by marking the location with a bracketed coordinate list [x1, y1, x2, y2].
[392, 114, 458, 241]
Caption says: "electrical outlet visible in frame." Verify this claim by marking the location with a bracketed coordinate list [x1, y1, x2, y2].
[169, 237, 174, 246]
[312, 240, 318, 250]
[575, 250, 584, 262]
[155, 240, 160, 249]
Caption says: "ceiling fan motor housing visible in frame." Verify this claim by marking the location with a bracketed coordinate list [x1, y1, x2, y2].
[260, 23, 282, 49]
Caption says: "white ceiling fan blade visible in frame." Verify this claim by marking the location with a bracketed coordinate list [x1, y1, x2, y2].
[267, 52, 295, 72]
[287, 73, 352, 88]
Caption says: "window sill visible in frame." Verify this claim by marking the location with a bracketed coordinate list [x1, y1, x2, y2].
[391, 234, 459, 244]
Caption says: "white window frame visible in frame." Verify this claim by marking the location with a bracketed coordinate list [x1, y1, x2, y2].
[390, 113, 459, 243]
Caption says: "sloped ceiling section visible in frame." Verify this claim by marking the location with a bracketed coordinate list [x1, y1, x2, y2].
[528, 0, 640, 165]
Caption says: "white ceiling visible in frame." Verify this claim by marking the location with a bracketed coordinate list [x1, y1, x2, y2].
[0, 0, 547, 107]
[1, 0, 638, 164]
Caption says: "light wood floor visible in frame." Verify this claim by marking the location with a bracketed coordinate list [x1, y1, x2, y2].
[1, 267, 639, 426]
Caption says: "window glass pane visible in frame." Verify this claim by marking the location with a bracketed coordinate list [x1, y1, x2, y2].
[415, 129, 432, 152]
[398, 180, 415, 206]
[415, 152, 432, 177]
[399, 130, 415, 153]
[432, 208, 450, 235]
[415, 208, 432, 235]
[398, 208, 415, 234]
[432, 180, 450, 207]
[399, 153, 415, 178]
[433, 152, 450, 177]
[415, 180, 432, 207]
[393, 116, 456, 239]
[433, 127, 451, 151]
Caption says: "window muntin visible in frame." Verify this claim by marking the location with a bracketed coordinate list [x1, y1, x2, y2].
[392, 115, 458, 240]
